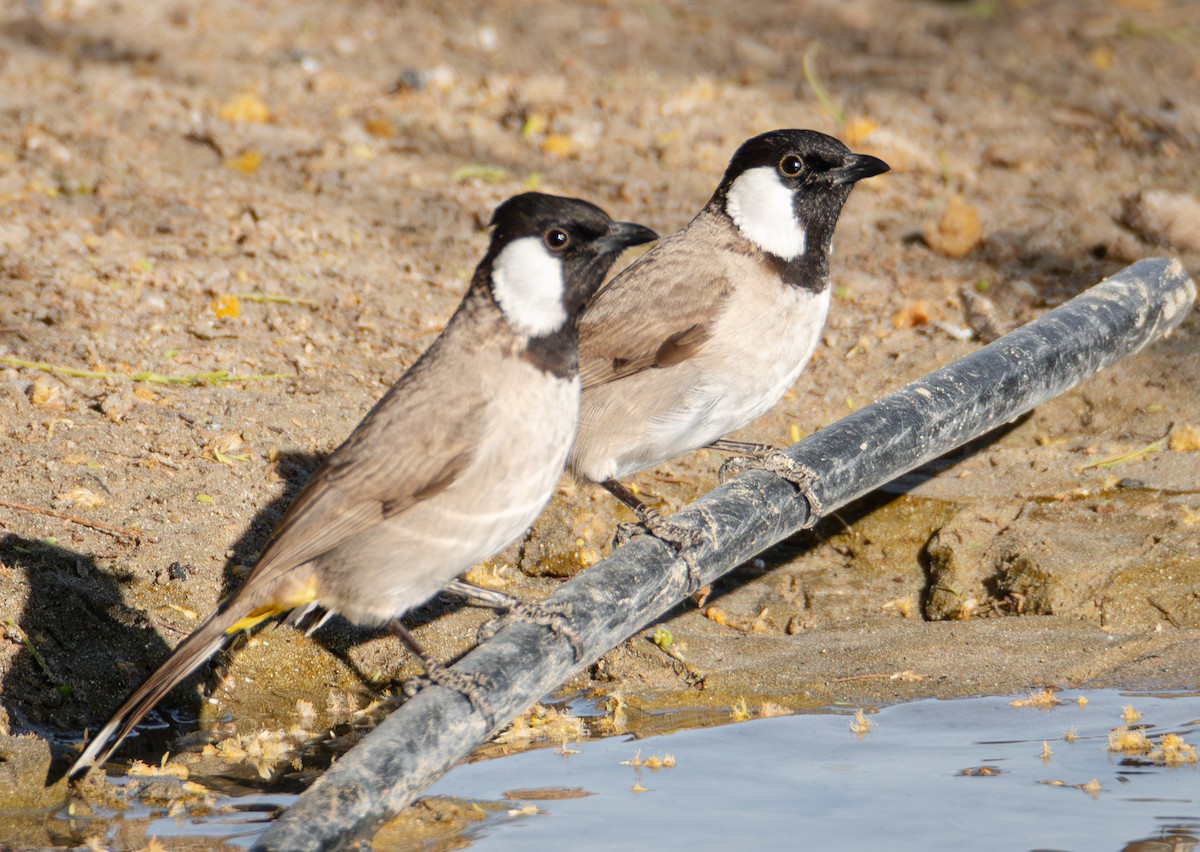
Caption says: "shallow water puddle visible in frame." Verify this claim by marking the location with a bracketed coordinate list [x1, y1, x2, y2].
[57, 689, 1200, 849]
[415, 689, 1200, 851]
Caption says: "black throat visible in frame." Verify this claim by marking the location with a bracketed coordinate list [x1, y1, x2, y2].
[768, 244, 831, 291]
[522, 321, 579, 380]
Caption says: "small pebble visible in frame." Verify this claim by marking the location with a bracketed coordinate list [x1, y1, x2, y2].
[1121, 190, 1200, 252]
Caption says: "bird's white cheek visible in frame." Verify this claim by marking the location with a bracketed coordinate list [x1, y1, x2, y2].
[490, 237, 568, 336]
[725, 166, 806, 261]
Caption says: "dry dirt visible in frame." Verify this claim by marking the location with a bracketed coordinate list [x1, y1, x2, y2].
[1, 0, 1200, 846]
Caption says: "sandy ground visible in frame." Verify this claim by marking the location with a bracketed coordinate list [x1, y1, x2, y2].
[1, 0, 1200, 846]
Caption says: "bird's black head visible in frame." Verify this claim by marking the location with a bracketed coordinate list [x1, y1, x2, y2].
[484, 192, 657, 339]
[713, 129, 889, 277]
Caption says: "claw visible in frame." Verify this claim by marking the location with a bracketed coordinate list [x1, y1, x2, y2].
[601, 478, 704, 593]
[477, 600, 584, 662]
[404, 660, 495, 727]
[388, 617, 495, 727]
[712, 443, 822, 529]
[613, 513, 704, 594]
[444, 579, 583, 660]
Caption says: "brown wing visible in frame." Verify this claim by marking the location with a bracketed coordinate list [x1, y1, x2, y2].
[579, 216, 734, 389]
[246, 349, 486, 585]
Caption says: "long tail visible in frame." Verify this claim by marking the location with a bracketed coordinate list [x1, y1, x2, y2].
[68, 600, 249, 779]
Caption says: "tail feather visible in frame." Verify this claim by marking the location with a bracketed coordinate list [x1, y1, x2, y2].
[68, 602, 247, 779]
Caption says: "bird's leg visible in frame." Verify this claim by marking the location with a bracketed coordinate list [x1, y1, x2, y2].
[387, 618, 495, 726]
[602, 479, 668, 545]
[442, 579, 583, 661]
[708, 439, 822, 528]
[601, 479, 703, 592]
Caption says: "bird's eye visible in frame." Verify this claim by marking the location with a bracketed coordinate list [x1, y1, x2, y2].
[779, 154, 804, 177]
[544, 228, 570, 250]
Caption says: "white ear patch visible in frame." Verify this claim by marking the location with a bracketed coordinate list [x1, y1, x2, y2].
[490, 236, 568, 336]
[725, 166, 806, 261]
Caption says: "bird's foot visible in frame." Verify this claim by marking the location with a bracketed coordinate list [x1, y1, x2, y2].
[390, 617, 495, 726]
[442, 579, 583, 661]
[403, 659, 495, 727]
[601, 479, 703, 593]
[716, 444, 822, 529]
[477, 599, 584, 662]
[613, 505, 704, 594]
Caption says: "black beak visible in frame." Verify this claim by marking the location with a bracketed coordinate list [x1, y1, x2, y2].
[828, 153, 891, 186]
[599, 221, 658, 253]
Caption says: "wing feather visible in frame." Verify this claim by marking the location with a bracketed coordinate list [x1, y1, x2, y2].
[248, 352, 486, 585]
[580, 216, 737, 389]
